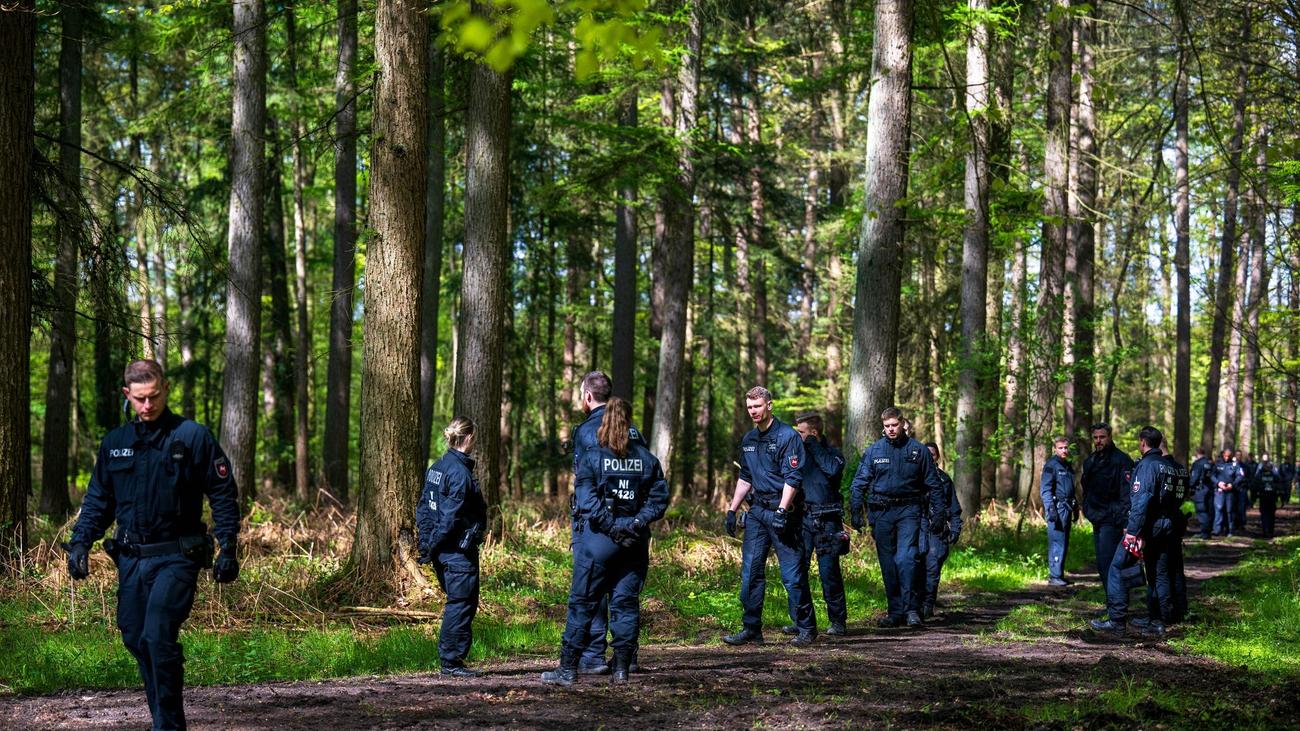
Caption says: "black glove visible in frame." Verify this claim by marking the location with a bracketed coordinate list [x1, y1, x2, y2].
[930, 517, 947, 536]
[65, 542, 89, 580]
[850, 508, 866, 532]
[725, 510, 738, 537]
[417, 542, 435, 565]
[213, 541, 240, 583]
[771, 507, 788, 532]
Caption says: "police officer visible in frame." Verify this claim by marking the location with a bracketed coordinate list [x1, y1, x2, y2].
[416, 416, 488, 678]
[65, 360, 240, 731]
[1234, 450, 1253, 531]
[569, 371, 647, 675]
[1091, 426, 1185, 637]
[1158, 447, 1191, 624]
[849, 406, 946, 628]
[1210, 449, 1245, 537]
[916, 442, 962, 619]
[1040, 436, 1076, 586]
[1252, 454, 1282, 538]
[1189, 446, 1214, 539]
[722, 386, 815, 646]
[783, 411, 848, 637]
[542, 397, 669, 686]
[1081, 423, 1135, 591]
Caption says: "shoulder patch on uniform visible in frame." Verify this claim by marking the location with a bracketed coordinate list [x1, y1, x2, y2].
[789, 455, 799, 469]
[1132, 481, 1140, 493]
[215, 456, 229, 479]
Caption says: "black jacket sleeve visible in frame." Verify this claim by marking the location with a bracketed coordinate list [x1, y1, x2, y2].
[70, 444, 116, 547]
[197, 428, 241, 546]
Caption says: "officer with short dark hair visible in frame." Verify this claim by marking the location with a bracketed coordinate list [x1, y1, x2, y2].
[721, 386, 815, 646]
[569, 370, 647, 674]
[1091, 426, 1185, 637]
[1081, 423, 1134, 592]
[849, 406, 946, 628]
[1040, 436, 1076, 586]
[1210, 449, 1245, 537]
[1189, 446, 1214, 539]
[417, 416, 488, 678]
[916, 442, 962, 619]
[785, 411, 848, 637]
[543, 398, 669, 686]
[66, 359, 240, 731]
[1252, 455, 1282, 538]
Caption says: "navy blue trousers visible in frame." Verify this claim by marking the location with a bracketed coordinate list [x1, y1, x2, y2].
[869, 503, 922, 618]
[1194, 488, 1214, 538]
[1142, 533, 1176, 623]
[1104, 542, 1143, 623]
[1234, 487, 1250, 530]
[561, 533, 648, 660]
[1092, 522, 1123, 587]
[1046, 517, 1072, 581]
[914, 536, 950, 612]
[1214, 489, 1240, 534]
[433, 548, 480, 668]
[116, 553, 199, 731]
[740, 505, 815, 634]
[1259, 492, 1277, 537]
[801, 512, 847, 626]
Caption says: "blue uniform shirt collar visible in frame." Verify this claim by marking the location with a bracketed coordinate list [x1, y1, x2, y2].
[449, 448, 476, 471]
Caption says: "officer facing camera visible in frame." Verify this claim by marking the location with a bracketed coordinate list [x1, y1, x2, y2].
[65, 359, 241, 731]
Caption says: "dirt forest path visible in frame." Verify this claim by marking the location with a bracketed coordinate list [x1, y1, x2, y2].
[7, 506, 1300, 730]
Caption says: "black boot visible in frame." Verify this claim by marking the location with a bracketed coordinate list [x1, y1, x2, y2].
[541, 650, 578, 686]
[611, 651, 631, 684]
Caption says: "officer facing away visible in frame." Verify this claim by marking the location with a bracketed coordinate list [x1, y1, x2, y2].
[722, 386, 816, 646]
[1252, 454, 1282, 538]
[1081, 423, 1135, 590]
[1040, 436, 1076, 586]
[66, 359, 240, 731]
[1210, 449, 1245, 537]
[543, 397, 669, 686]
[570, 371, 647, 675]
[786, 411, 848, 637]
[916, 442, 962, 619]
[849, 406, 946, 628]
[416, 416, 488, 678]
[1189, 446, 1214, 539]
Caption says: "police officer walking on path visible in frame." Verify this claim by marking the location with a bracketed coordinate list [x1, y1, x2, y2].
[848, 406, 946, 629]
[65, 360, 240, 731]
[542, 397, 669, 686]
[1252, 454, 1282, 538]
[784, 411, 848, 637]
[1081, 423, 1134, 592]
[1189, 446, 1214, 539]
[1092, 427, 1187, 637]
[1040, 436, 1076, 586]
[569, 371, 648, 675]
[722, 386, 816, 646]
[1210, 449, 1245, 537]
[416, 416, 488, 678]
[916, 442, 962, 619]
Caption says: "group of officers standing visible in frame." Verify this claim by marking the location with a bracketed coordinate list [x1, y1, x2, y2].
[1039, 422, 1293, 638]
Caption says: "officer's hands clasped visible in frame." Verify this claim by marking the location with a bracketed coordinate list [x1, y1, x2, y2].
[64, 542, 90, 580]
[213, 541, 240, 583]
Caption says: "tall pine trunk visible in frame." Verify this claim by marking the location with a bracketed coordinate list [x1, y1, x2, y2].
[610, 90, 637, 401]
[1238, 126, 1268, 455]
[286, 6, 313, 502]
[40, 0, 83, 518]
[353, 0, 427, 581]
[221, 0, 268, 508]
[846, 0, 913, 452]
[261, 118, 294, 495]
[1173, 2, 1192, 459]
[1069, 4, 1096, 451]
[420, 38, 446, 467]
[323, 0, 358, 503]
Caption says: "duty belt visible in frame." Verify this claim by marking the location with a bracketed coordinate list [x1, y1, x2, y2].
[111, 534, 206, 558]
[751, 497, 783, 511]
[867, 495, 926, 509]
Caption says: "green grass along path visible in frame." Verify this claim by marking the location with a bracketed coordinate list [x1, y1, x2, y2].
[4, 507, 1299, 730]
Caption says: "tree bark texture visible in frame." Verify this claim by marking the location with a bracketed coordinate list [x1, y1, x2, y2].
[454, 47, 511, 508]
[354, 0, 427, 580]
[40, 0, 82, 517]
[262, 118, 294, 495]
[286, 6, 313, 502]
[1174, 4, 1192, 459]
[846, 0, 913, 454]
[221, 0, 267, 509]
[1069, 3, 1096, 451]
[1237, 127, 1268, 455]
[610, 90, 637, 402]
[420, 38, 446, 468]
[1221, 233, 1247, 450]
[323, 0, 358, 503]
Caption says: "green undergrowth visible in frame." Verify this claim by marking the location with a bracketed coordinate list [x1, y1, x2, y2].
[0, 502, 1134, 694]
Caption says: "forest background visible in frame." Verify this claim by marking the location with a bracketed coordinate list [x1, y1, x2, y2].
[1, 0, 1299, 592]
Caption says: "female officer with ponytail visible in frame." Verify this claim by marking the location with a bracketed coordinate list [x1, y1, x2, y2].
[542, 397, 670, 686]
[417, 416, 488, 678]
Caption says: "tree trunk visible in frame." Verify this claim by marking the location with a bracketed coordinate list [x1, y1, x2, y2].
[648, 5, 702, 469]
[323, 0, 358, 504]
[286, 5, 313, 502]
[1221, 232, 1247, 450]
[1289, 200, 1299, 462]
[1022, 0, 1072, 505]
[40, 0, 82, 518]
[1238, 126, 1268, 455]
[997, 230, 1027, 499]
[353, 0, 427, 582]
[221, 0, 267, 509]
[0, 0, 35, 566]
[1173, 4, 1192, 460]
[1200, 18, 1249, 452]
[610, 90, 637, 401]
[454, 39, 511, 509]
[953, 0, 990, 517]
[148, 139, 167, 370]
[419, 37, 446, 468]
[846, 0, 913, 453]
[262, 117, 294, 495]
[744, 58, 768, 388]
[1070, 3, 1097, 451]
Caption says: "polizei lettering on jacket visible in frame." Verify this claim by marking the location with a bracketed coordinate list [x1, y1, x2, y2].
[604, 457, 644, 473]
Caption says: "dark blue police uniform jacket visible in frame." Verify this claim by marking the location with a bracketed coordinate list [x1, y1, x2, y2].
[848, 435, 945, 519]
[1081, 444, 1134, 528]
[1039, 455, 1076, 524]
